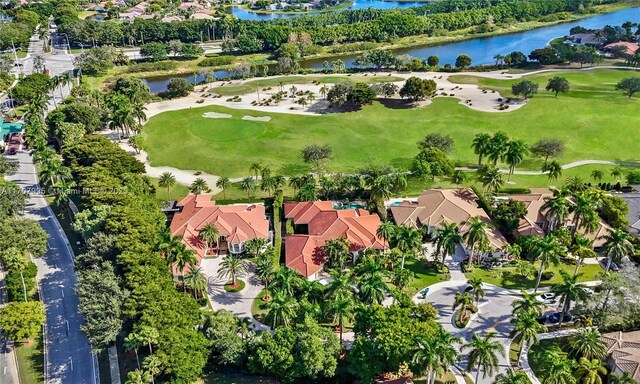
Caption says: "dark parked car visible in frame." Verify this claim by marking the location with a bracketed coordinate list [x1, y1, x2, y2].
[600, 258, 619, 272]
[547, 312, 573, 324]
[536, 314, 548, 324]
[7, 147, 16, 155]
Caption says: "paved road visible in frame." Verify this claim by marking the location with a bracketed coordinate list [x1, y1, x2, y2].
[6, 152, 96, 384]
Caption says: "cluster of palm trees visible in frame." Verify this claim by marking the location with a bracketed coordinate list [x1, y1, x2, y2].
[123, 326, 162, 384]
[106, 92, 147, 140]
[49, 72, 74, 109]
[158, 231, 207, 298]
[472, 131, 529, 188]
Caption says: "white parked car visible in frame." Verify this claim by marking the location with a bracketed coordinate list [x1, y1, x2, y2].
[536, 293, 557, 305]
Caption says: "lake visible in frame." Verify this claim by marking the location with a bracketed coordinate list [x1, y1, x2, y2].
[143, 7, 640, 93]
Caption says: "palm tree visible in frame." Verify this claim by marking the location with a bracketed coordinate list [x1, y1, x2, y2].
[431, 328, 461, 384]
[477, 165, 504, 194]
[504, 140, 529, 181]
[142, 355, 161, 384]
[139, 325, 159, 355]
[467, 276, 485, 305]
[391, 267, 412, 290]
[394, 225, 422, 269]
[463, 332, 505, 384]
[463, 217, 493, 267]
[602, 229, 634, 272]
[611, 167, 624, 183]
[190, 178, 209, 195]
[368, 175, 393, 218]
[541, 350, 575, 384]
[325, 270, 354, 300]
[153, 170, 176, 199]
[510, 311, 547, 355]
[568, 329, 607, 361]
[452, 291, 475, 324]
[358, 272, 388, 305]
[255, 255, 276, 300]
[542, 194, 571, 232]
[609, 372, 636, 384]
[270, 267, 302, 296]
[323, 237, 350, 271]
[240, 176, 256, 199]
[249, 162, 262, 180]
[175, 248, 198, 286]
[319, 84, 329, 99]
[570, 235, 595, 275]
[126, 369, 152, 384]
[198, 223, 219, 257]
[217, 254, 248, 287]
[433, 222, 461, 268]
[124, 332, 144, 369]
[265, 293, 298, 327]
[543, 161, 563, 185]
[327, 295, 355, 343]
[494, 369, 530, 384]
[574, 358, 606, 384]
[590, 170, 603, 183]
[551, 270, 586, 327]
[412, 337, 439, 384]
[215, 176, 231, 200]
[132, 101, 147, 125]
[452, 170, 467, 186]
[512, 290, 544, 316]
[532, 235, 566, 293]
[472, 133, 492, 167]
[376, 221, 396, 250]
[571, 192, 597, 237]
[158, 232, 183, 264]
[183, 267, 207, 299]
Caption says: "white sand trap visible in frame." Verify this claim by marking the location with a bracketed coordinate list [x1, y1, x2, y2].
[242, 115, 271, 122]
[202, 112, 232, 119]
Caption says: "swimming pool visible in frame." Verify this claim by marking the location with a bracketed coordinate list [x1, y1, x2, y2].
[1, 121, 23, 137]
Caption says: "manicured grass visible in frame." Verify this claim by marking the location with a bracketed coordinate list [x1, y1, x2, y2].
[206, 372, 279, 384]
[465, 261, 602, 290]
[15, 337, 44, 384]
[404, 258, 450, 295]
[211, 74, 404, 96]
[251, 289, 269, 324]
[224, 279, 246, 292]
[147, 177, 191, 201]
[143, 69, 640, 180]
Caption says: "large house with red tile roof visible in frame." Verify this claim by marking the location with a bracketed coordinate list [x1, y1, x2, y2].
[284, 201, 386, 279]
[169, 194, 271, 275]
[390, 189, 508, 256]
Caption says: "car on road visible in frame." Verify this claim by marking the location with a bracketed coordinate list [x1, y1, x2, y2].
[535, 293, 557, 305]
[600, 258, 619, 272]
[547, 312, 573, 324]
[7, 148, 16, 155]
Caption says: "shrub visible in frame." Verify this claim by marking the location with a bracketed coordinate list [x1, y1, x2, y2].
[198, 56, 235, 67]
[6, 261, 37, 302]
[125, 61, 177, 73]
[541, 271, 555, 281]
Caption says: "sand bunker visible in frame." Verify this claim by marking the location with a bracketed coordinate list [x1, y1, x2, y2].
[202, 112, 232, 119]
[242, 115, 271, 122]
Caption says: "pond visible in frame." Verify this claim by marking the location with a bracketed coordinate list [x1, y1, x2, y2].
[142, 7, 640, 93]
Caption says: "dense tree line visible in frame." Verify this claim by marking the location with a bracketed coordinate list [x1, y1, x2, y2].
[49, 0, 618, 51]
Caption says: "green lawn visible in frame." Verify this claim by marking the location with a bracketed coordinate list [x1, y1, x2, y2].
[148, 177, 191, 201]
[15, 337, 44, 384]
[211, 74, 404, 96]
[143, 69, 640, 180]
[465, 261, 603, 290]
[404, 258, 451, 295]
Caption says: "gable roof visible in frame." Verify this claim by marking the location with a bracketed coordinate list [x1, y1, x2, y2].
[169, 194, 270, 274]
[390, 189, 507, 250]
[602, 331, 640, 382]
[284, 202, 386, 278]
[509, 194, 550, 237]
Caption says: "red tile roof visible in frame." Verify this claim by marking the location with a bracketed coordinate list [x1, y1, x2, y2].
[605, 42, 640, 55]
[169, 194, 270, 274]
[284, 202, 386, 278]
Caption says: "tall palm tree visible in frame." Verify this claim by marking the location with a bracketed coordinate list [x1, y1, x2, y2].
[494, 369, 530, 384]
[463, 332, 505, 384]
[542, 194, 571, 232]
[126, 369, 152, 384]
[368, 175, 393, 218]
[215, 176, 231, 200]
[551, 270, 586, 327]
[467, 276, 485, 305]
[452, 291, 475, 324]
[510, 311, 547, 355]
[512, 290, 544, 316]
[217, 254, 248, 286]
[412, 337, 438, 384]
[602, 229, 634, 272]
[477, 165, 504, 194]
[132, 101, 147, 125]
[541, 350, 575, 384]
[255, 255, 276, 300]
[532, 235, 566, 293]
[158, 172, 176, 200]
[590, 170, 603, 183]
[472, 133, 492, 167]
[175, 248, 198, 286]
[394, 225, 422, 269]
[570, 235, 595, 275]
[433, 222, 461, 268]
[142, 355, 161, 384]
[323, 237, 350, 271]
[431, 328, 461, 384]
[463, 217, 493, 267]
[568, 329, 607, 361]
[611, 167, 624, 183]
[571, 192, 597, 237]
[319, 84, 329, 99]
[240, 176, 256, 199]
[198, 223, 219, 257]
[504, 140, 529, 181]
[574, 358, 606, 384]
[124, 332, 144, 369]
[184, 267, 207, 299]
[543, 161, 563, 185]
[487, 132, 510, 166]
[249, 162, 262, 180]
[325, 269, 354, 300]
[327, 295, 355, 343]
[376, 221, 396, 250]
[358, 272, 388, 305]
[265, 293, 298, 328]
[270, 267, 302, 296]
[190, 178, 209, 195]
[159, 232, 183, 264]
